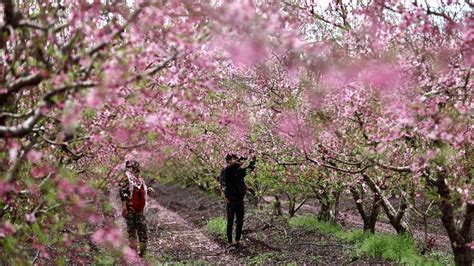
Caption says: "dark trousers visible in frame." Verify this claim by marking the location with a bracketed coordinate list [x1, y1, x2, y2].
[226, 200, 244, 243]
[126, 211, 147, 255]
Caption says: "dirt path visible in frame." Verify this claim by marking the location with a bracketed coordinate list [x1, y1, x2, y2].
[110, 188, 241, 264]
[105, 183, 451, 264]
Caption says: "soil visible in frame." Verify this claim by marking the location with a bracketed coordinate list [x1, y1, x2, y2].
[133, 180, 393, 265]
[99, 179, 453, 265]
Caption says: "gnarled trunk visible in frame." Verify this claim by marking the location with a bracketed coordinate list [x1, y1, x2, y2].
[285, 192, 307, 218]
[362, 174, 411, 234]
[351, 186, 381, 233]
[272, 195, 282, 216]
[434, 173, 473, 266]
[316, 190, 340, 222]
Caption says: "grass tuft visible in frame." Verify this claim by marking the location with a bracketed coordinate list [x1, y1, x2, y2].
[289, 214, 341, 234]
[288, 214, 453, 265]
[205, 216, 226, 240]
[247, 252, 286, 265]
[360, 233, 417, 261]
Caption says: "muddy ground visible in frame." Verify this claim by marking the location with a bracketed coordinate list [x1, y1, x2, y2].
[64, 178, 453, 265]
[138, 180, 393, 265]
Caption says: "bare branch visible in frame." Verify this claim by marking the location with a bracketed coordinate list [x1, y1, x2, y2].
[43, 81, 96, 101]
[7, 73, 44, 95]
[0, 107, 43, 138]
[374, 160, 411, 173]
[0, 110, 34, 119]
[41, 136, 84, 159]
[18, 19, 48, 31]
[326, 155, 366, 166]
[145, 51, 179, 77]
[84, 7, 144, 58]
[0, 81, 95, 138]
[306, 155, 371, 174]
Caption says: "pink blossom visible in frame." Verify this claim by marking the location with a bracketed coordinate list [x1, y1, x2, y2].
[8, 147, 19, 162]
[113, 127, 132, 142]
[63, 233, 72, 247]
[0, 181, 13, 200]
[92, 227, 123, 249]
[86, 90, 103, 108]
[0, 221, 16, 238]
[31, 165, 49, 179]
[230, 38, 267, 66]
[26, 149, 43, 163]
[145, 113, 163, 127]
[61, 105, 80, 133]
[276, 112, 314, 152]
[25, 213, 36, 224]
[123, 246, 140, 263]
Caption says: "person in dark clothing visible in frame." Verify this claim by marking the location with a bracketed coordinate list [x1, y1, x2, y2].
[119, 160, 148, 257]
[219, 153, 256, 249]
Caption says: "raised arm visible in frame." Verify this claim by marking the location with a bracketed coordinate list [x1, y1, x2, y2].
[246, 156, 257, 172]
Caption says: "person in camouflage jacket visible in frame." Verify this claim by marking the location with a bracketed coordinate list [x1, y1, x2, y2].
[119, 160, 148, 257]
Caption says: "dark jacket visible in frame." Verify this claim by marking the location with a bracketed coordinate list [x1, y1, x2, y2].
[220, 159, 256, 202]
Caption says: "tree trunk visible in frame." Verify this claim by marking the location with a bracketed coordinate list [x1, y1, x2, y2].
[434, 173, 473, 266]
[332, 190, 341, 219]
[318, 203, 336, 221]
[273, 195, 282, 216]
[288, 197, 296, 217]
[351, 187, 381, 233]
[317, 191, 339, 222]
[362, 174, 410, 234]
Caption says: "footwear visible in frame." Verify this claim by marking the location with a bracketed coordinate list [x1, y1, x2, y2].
[227, 243, 237, 251]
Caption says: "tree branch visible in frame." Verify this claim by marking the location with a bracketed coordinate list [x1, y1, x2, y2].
[306, 155, 371, 174]
[84, 6, 144, 58]
[6, 73, 44, 95]
[0, 81, 95, 138]
[0, 110, 34, 119]
[374, 160, 411, 173]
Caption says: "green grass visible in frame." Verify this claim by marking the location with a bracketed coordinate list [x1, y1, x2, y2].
[205, 216, 226, 240]
[335, 229, 367, 243]
[288, 214, 453, 265]
[247, 252, 286, 265]
[288, 214, 341, 234]
[94, 249, 116, 265]
[360, 233, 418, 261]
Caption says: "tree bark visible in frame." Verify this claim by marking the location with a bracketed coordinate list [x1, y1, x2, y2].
[273, 195, 282, 216]
[351, 186, 381, 233]
[435, 172, 472, 266]
[316, 191, 340, 222]
[362, 174, 411, 234]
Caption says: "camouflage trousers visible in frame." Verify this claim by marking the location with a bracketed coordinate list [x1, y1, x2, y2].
[125, 211, 147, 255]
